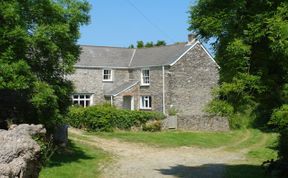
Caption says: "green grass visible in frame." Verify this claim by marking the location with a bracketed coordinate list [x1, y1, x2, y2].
[39, 139, 110, 178]
[89, 130, 247, 148]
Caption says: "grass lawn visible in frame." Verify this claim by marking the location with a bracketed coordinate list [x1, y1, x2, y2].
[39, 139, 110, 178]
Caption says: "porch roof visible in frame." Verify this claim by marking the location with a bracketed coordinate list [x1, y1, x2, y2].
[104, 80, 139, 97]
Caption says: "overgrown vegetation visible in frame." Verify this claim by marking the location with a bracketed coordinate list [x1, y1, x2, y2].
[0, 0, 90, 131]
[189, 1, 288, 175]
[66, 104, 165, 132]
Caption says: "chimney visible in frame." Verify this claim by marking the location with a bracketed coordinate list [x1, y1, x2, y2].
[187, 33, 197, 45]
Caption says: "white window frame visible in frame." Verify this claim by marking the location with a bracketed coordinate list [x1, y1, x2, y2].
[102, 69, 113, 81]
[72, 94, 93, 108]
[140, 96, 152, 109]
[141, 69, 150, 86]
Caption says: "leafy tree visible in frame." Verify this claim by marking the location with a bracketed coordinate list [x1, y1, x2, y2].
[0, 0, 90, 130]
[189, 0, 288, 126]
[155, 40, 166, 46]
[136, 41, 144, 48]
[145, 41, 154, 48]
[128, 44, 134, 48]
[189, 0, 288, 173]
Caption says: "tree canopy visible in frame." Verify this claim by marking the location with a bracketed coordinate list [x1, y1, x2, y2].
[189, 0, 288, 173]
[0, 0, 90, 130]
[189, 0, 288, 127]
[129, 40, 166, 48]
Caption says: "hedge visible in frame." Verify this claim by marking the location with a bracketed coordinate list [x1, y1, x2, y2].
[66, 104, 165, 131]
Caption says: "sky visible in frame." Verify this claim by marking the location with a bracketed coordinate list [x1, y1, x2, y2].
[78, 0, 197, 47]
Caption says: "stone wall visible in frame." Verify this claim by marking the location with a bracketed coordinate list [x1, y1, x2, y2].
[166, 43, 219, 116]
[130, 67, 165, 112]
[177, 115, 230, 131]
[67, 68, 130, 104]
[0, 124, 46, 178]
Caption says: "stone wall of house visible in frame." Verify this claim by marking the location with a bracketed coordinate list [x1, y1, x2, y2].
[67, 68, 130, 105]
[177, 115, 229, 131]
[166, 43, 219, 116]
[0, 124, 46, 178]
[130, 67, 164, 112]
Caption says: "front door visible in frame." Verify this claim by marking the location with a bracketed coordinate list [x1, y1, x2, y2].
[123, 96, 134, 110]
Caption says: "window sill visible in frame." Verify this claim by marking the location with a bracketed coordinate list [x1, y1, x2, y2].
[140, 84, 150, 87]
[102, 80, 113, 83]
[140, 108, 152, 110]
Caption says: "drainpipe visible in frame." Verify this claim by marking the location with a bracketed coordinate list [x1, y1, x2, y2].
[162, 65, 166, 115]
[110, 96, 113, 106]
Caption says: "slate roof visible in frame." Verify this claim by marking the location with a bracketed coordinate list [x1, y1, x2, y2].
[76, 42, 194, 68]
[104, 80, 139, 96]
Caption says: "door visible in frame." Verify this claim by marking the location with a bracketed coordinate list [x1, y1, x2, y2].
[123, 96, 134, 110]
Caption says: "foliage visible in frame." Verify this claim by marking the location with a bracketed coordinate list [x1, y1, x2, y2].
[189, 0, 288, 123]
[0, 0, 90, 130]
[269, 105, 288, 130]
[167, 107, 178, 116]
[142, 120, 161, 132]
[66, 105, 165, 132]
[189, 0, 288, 173]
[130, 40, 166, 48]
[34, 135, 58, 166]
[136, 41, 144, 48]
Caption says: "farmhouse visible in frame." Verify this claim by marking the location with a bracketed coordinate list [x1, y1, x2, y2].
[68, 35, 219, 117]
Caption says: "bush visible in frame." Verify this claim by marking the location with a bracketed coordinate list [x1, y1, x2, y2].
[142, 120, 162, 132]
[206, 99, 234, 117]
[66, 105, 165, 132]
[269, 105, 288, 130]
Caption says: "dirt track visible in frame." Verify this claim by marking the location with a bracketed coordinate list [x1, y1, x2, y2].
[69, 128, 254, 178]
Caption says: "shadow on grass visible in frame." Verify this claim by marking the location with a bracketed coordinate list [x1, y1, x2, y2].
[156, 164, 273, 178]
[45, 140, 93, 168]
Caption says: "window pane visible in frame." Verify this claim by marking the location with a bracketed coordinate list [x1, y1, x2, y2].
[73, 95, 78, 99]
[80, 100, 85, 107]
[80, 95, 84, 99]
[73, 101, 78, 105]
[86, 100, 90, 107]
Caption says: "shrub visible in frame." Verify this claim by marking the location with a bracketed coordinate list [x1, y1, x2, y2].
[142, 120, 162, 132]
[206, 99, 234, 117]
[269, 105, 288, 130]
[66, 105, 165, 132]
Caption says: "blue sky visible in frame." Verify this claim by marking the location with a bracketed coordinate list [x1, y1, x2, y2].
[78, 0, 196, 47]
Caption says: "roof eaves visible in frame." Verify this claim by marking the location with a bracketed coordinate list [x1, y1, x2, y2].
[199, 43, 220, 69]
[169, 41, 199, 66]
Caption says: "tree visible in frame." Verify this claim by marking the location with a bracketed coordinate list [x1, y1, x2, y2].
[155, 40, 166, 46]
[128, 44, 134, 48]
[136, 41, 144, 48]
[145, 41, 154, 48]
[189, 0, 288, 125]
[0, 0, 90, 130]
[189, 0, 288, 173]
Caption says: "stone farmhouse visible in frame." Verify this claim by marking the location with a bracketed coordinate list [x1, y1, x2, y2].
[68, 35, 220, 118]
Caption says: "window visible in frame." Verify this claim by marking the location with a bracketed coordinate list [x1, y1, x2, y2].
[72, 94, 93, 107]
[140, 96, 152, 109]
[103, 69, 112, 81]
[141, 69, 150, 85]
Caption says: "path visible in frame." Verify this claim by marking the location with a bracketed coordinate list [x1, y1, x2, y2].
[69, 128, 257, 178]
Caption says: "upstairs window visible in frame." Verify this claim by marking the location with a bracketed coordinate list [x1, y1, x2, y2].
[141, 69, 150, 85]
[72, 94, 92, 107]
[103, 69, 112, 81]
[140, 96, 152, 109]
